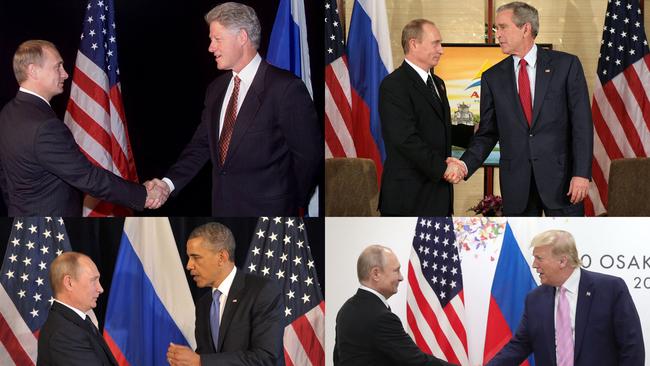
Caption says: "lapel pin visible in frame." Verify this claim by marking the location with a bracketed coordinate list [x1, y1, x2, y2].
[232, 299, 238, 303]
[586, 291, 591, 297]
[545, 69, 551, 73]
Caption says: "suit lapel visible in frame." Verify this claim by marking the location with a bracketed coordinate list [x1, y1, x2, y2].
[574, 269, 593, 363]
[540, 286, 558, 365]
[532, 47, 551, 128]
[221, 62, 266, 168]
[501, 57, 530, 130]
[52, 302, 117, 365]
[211, 77, 229, 166]
[402, 62, 444, 119]
[434, 75, 452, 153]
[217, 271, 244, 351]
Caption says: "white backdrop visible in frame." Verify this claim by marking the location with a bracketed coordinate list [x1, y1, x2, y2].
[325, 217, 650, 366]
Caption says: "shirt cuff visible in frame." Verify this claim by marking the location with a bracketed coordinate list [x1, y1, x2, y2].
[162, 177, 175, 193]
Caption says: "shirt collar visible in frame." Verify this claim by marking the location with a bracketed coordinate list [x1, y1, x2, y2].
[214, 265, 237, 298]
[19, 87, 51, 107]
[54, 299, 88, 320]
[559, 267, 581, 295]
[513, 43, 538, 69]
[404, 58, 431, 85]
[232, 53, 262, 86]
[359, 285, 390, 309]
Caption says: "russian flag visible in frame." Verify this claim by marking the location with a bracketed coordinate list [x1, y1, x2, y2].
[267, 0, 319, 216]
[267, 0, 313, 98]
[347, 0, 393, 181]
[483, 223, 537, 366]
[103, 218, 196, 366]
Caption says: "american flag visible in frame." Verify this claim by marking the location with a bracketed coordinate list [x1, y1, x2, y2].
[324, 0, 356, 160]
[586, 0, 650, 215]
[0, 217, 72, 365]
[64, 0, 139, 217]
[244, 217, 324, 366]
[406, 217, 469, 366]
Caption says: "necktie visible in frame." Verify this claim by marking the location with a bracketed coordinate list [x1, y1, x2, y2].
[218, 76, 241, 165]
[84, 316, 99, 336]
[210, 289, 222, 352]
[426, 73, 442, 103]
[518, 59, 533, 126]
[556, 286, 574, 366]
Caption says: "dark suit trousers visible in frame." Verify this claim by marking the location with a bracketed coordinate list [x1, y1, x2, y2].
[514, 168, 584, 216]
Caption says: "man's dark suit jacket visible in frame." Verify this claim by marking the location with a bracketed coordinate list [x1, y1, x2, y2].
[334, 288, 455, 366]
[460, 47, 593, 215]
[378, 61, 473, 216]
[487, 269, 645, 366]
[0, 91, 146, 216]
[37, 301, 117, 366]
[195, 270, 284, 366]
[166, 61, 322, 216]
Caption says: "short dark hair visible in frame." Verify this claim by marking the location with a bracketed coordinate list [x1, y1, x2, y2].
[401, 19, 436, 54]
[188, 222, 236, 261]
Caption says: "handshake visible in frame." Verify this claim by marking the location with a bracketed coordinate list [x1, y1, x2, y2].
[443, 157, 467, 184]
[143, 178, 171, 209]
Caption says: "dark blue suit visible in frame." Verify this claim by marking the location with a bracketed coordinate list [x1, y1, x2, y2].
[194, 271, 284, 366]
[487, 269, 644, 366]
[166, 61, 322, 216]
[460, 47, 593, 215]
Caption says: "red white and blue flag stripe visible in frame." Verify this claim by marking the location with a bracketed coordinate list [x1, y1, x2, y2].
[483, 223, 537, 365]
[325, 0, 392, 183]
[586, 0, 650, 215]
[407, 217, 470, 365]
[103, 218, 196, 366]
[64, 0, 139, 217]
[0, 217, 72, 365]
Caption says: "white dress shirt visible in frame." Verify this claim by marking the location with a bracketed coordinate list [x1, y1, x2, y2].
[218, 53, 262, 134]
[404, 58, 441, 98]
[162, 54, 263, 192]
[54, 299, 89, 321]
[554, 267, 581, 343]
[512, 44, 538, 103]
[213, 266, 237, 323]
[19, 87, 51, 107]
[359, 285, 390, 309]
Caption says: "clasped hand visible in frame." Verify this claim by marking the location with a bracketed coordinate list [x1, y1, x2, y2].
[143, 178, 170, 209]
[443, 157, 467, 184]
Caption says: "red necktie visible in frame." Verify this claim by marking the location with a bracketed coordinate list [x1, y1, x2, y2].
[218, 75, 241, 165]
[518, 59, 533, 126]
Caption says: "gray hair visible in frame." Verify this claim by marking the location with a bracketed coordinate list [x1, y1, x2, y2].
[13, 39, 57, 84]
[497, 2, 539, 38]
[189, 222, 236, 262]
[401, 19, 436, 54]
[530, 230, 582, 268]
[357, 245, 391, 282]
[205, 2, 261, 49]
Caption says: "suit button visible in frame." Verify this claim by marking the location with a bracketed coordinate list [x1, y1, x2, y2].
[221, 171, 227, 175]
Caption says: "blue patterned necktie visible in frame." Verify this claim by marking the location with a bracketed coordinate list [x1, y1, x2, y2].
[210, 289, 222, 351]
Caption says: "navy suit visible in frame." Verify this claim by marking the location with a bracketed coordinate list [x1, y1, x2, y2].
[0, 91, 146, 216]
[487, 269, 645, 366]
[37, 302, 117, 366]
[460, 47, 592, 215]
[166, 61, 322, 216]
[194, 270, 284, 366]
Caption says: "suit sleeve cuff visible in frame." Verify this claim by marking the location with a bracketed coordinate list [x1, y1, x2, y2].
[162, 177, 175, 193]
